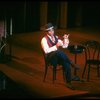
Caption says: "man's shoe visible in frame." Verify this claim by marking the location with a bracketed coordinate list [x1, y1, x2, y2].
[66, 83, 75, 90]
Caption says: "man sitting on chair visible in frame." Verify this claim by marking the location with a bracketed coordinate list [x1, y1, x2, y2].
[41, 22, 79, 90]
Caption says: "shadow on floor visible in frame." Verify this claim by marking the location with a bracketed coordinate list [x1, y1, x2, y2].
[0, 71, 42, 99]
[54, 93, 100, 99]
[1, 72, 100, 99]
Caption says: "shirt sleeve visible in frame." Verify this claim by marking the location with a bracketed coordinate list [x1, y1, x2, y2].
[41, 37, 57, 54]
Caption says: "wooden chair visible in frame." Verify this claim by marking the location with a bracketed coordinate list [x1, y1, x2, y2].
[42, 49, 65, 83]
[82, 40, 100, 81]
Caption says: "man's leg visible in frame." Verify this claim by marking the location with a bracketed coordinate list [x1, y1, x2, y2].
[56, 50, 75, 90]
[56, 50, 79, 69]
[62, 61, 75, 90]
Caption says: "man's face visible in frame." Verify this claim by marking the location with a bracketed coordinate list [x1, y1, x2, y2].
[47, 28, 54, 36]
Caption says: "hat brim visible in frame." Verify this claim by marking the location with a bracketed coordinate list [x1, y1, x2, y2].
[45, 26, 54, 31]
[40, 26, 54, 31]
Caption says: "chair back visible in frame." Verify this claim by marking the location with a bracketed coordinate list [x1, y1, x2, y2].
[41, 47, 47, 63]
[83, 40, 100, 61]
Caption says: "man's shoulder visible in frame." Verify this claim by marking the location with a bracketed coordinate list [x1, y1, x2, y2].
[41, 36, 47, 41]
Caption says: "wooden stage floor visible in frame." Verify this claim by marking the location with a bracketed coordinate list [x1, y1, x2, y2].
[0, 28, 100, 99]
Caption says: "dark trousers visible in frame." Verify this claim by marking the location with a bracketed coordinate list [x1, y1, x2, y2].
[46, 50, 72, 83]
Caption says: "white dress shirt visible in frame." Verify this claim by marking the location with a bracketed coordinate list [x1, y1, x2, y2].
[41, 35, 69, 54]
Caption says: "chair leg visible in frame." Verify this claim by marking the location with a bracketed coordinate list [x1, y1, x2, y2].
[82, 63, 87, 78]
[53, 66, 56, 83]
[97, 65, 99, 77]
[43, 65, 48, 82]
[87, 64, 90, 81]
[62, 67, 66, 82]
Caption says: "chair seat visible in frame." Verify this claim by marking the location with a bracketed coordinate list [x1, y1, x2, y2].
[49, 65, 63, 70]
[42, 50, 65, 83]
[87, 60, 100, 65]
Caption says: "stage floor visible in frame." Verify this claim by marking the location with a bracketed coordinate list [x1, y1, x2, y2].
[0, 28, 100, 99]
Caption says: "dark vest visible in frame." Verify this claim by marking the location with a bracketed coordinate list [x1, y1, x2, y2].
[45, 35, 58, 47]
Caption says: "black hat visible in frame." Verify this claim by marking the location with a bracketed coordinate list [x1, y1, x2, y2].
[40, 23, 55, 31]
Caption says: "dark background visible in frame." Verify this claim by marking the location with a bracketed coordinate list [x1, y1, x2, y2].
[0, 1, 100, 34]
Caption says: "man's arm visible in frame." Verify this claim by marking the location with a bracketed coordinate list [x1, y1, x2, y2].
[41, 37, 57, 54]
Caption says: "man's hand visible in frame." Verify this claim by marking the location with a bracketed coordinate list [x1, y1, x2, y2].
[56, 41, 63, 48]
